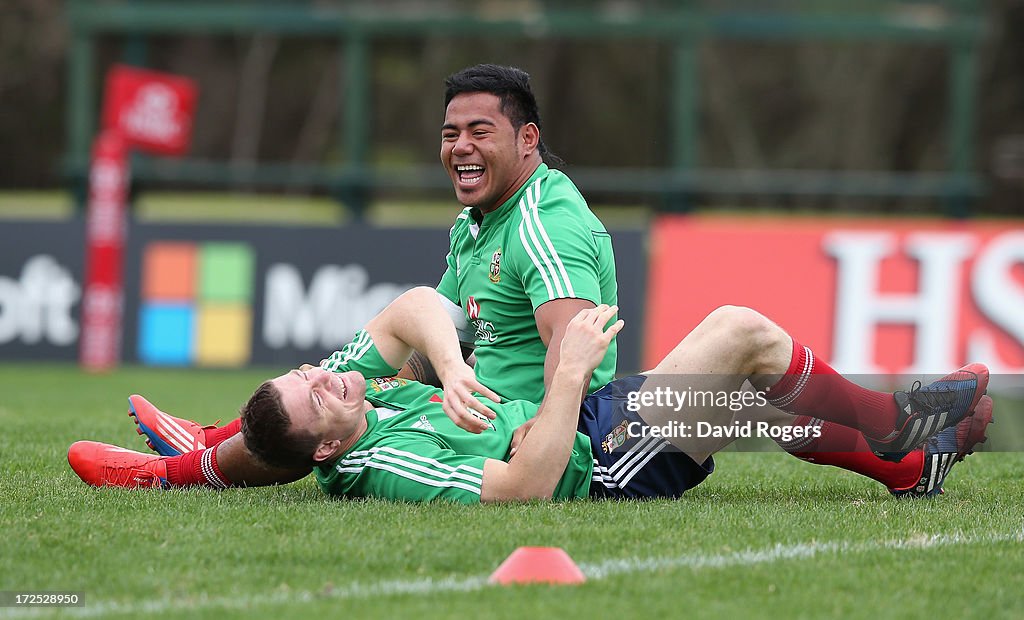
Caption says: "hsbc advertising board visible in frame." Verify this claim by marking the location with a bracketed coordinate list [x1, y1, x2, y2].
[644, 215, 1024, 375]
[0, 220, 647, 371]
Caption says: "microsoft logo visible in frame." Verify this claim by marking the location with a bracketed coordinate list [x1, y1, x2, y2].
[138, 241, 254, 366]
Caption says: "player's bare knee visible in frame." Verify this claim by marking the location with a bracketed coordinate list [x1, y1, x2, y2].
[705, 304, 757, 325]
[705, 305, 767, 339]
[739, 310, 789, 370]
[704, 305, 786, 363]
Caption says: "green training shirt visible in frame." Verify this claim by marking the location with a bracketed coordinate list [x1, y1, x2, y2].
[318, 331, 595, 504]
[436, 164, 618, 404]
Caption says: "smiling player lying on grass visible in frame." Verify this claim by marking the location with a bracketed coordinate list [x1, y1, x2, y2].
[68, 286, 992, 502]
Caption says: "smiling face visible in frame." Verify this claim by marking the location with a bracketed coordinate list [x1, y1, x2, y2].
[440, 92, 541, 213]
[269, 367, 370, 462]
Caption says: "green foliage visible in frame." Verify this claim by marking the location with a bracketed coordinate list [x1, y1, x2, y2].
[1, 363, 1022, 619]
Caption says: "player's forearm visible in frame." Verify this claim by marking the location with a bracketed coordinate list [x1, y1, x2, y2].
[366, 287, 464, 373]
[397, 290, 466, 383]
[544, 329, 592, 401]
[396, 344, 476, 388]
[487, 364, 589, 501]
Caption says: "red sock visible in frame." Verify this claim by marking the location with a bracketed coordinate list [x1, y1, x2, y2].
[203, 418, 242, 447]
[776, 415, 925, 490]
[163, 445, 233, 489]
[765, 339, 899, 440]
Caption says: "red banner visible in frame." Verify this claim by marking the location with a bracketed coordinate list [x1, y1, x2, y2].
[101, 64, 198, 156]
[643, 215, 1024, 375]
[79, 131, 129, 371]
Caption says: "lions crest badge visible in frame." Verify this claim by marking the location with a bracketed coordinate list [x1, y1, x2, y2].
[601, 420, 631, 453]
[489, 248, 502, 283]
[368, 376, 408, 393]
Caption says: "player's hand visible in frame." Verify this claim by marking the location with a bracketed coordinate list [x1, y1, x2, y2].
[559, 305, 623, 375]
[508, 417, 537, 456]
[439, 363, 502, 434]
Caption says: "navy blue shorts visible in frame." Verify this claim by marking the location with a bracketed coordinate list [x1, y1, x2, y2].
[579, 374, 714, 499]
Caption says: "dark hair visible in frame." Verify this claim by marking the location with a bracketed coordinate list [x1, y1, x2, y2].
[444, 64, 563, 166]
[240, 380, 320, 469]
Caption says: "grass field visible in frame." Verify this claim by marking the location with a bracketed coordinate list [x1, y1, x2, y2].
[1, 363, 1022, 620]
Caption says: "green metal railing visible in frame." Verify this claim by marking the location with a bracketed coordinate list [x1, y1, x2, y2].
[64, 1, 985, 216]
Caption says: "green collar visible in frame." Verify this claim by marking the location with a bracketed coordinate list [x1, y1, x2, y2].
[468, 163, 549, 228]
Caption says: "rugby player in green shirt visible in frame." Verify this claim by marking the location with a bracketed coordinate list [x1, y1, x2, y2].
[70, 287, 991, 502]
[432, 63, 617, 411]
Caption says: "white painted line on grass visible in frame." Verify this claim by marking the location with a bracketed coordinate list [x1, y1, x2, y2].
[579, 529, 1024, 579]
[3, 529, 1021, 619]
